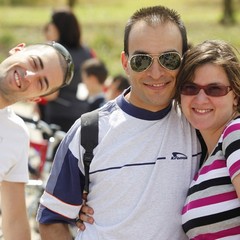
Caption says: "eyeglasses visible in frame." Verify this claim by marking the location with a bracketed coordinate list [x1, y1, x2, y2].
[46, 41, 74, 87]
[129, 52, 182, 72]
[181, 83, 232, 97]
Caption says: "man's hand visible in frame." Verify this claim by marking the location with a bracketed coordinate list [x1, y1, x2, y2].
[76, 204, 94, 231]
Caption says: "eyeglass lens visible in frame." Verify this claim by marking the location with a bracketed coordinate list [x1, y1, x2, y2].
[181, 83, 232, 97]
[130, 52, 181, 72]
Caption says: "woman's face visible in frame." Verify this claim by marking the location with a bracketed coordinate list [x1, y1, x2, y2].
[44, 23, 59, 42]
[181, 63, 238, 134]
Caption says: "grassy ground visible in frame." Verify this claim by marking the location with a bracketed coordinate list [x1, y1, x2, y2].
[1, 0, 240, 75]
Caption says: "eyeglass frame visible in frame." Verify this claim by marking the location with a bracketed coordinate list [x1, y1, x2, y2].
[45, 41, 74, 88]
[180, 82, 232, 97]
[128, 52, 182, 72]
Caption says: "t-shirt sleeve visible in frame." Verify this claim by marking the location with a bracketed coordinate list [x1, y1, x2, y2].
[222, 118, 240, 180]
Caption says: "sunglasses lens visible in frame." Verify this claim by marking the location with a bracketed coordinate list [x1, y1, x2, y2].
[159, 52, 181, 70]
[181, 83, 231, 97]
[181, 84, 199, 95]
[206, 85, 229, 96]
[130, 55, 152, 72]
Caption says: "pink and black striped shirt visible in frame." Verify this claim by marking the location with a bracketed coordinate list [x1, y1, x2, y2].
[182, 117, 240, 240]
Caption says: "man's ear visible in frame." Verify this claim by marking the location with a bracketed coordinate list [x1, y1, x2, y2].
[121, 51, 130, 76]
[9, 43, 26, 55]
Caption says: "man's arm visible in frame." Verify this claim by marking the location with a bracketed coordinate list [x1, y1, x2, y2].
[39, 222, 72, 240]
[1, 181, 31, 240]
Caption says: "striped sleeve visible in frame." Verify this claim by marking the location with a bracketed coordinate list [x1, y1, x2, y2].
[37, 120, 85, 224]
[222, 118, 240, 180]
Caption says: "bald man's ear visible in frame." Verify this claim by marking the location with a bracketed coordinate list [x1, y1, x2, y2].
[9, 43, 26, 55]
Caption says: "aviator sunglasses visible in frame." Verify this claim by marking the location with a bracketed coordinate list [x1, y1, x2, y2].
[46, 41, 74, 87]
[129, 52, 182, 72]
[181, 83, 232, 97]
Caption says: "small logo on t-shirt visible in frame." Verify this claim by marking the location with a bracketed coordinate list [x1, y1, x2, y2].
[171, 152, 187, 160]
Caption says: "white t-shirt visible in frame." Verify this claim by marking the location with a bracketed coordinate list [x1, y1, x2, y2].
[0, 107, 29, 182]
[38, 91, 202, 240]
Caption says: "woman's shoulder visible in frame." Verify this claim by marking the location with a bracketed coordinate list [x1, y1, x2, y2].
[226, 115, 240, 129]
[222, 115, 240, 140]
[70, 45, 96, 57]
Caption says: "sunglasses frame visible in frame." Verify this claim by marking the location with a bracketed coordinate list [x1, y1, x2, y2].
[129, 52, 182, 72]
[46, 41, 74, 88]
[181, 83, 232, 97]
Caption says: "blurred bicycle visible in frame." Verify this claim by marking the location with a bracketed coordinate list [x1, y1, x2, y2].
[20, 116, 66, 234]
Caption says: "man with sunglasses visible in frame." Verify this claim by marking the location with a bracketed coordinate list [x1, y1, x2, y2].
[0, 41, 73, 240]
[37, 5, 202, 240]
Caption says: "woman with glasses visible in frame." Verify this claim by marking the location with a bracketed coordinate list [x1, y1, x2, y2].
[175, 39, 240, 239]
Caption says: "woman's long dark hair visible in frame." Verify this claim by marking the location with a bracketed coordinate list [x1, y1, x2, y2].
[51, 9, 81, 49]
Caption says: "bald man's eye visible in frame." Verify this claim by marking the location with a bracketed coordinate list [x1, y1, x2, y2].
[30, 55, 43, 71]
[30, 56, 39, 70]
[39, 77, 49, 91]
[39, 78, 44, 90]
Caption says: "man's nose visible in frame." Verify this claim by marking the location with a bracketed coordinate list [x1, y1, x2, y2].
[148, 59, 165, 79]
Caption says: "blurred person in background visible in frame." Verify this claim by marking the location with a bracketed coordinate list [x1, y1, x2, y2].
[0, 41, 73, 240]
[81, 58, 108, 111]
[38, 7, 96, 132]
[105, 74, 130, 100]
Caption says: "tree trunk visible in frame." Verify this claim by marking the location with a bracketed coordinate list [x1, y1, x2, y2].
[68, 0, 76, 8]
[220, 0, 236, 25]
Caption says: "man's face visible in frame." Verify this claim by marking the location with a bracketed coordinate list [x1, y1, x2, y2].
[122, 21, 183, 112]
[0, 45, 64, 106]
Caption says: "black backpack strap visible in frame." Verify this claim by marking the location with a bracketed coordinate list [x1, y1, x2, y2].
[81, 110, 99, 200]
[196, 129, 207, 168]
